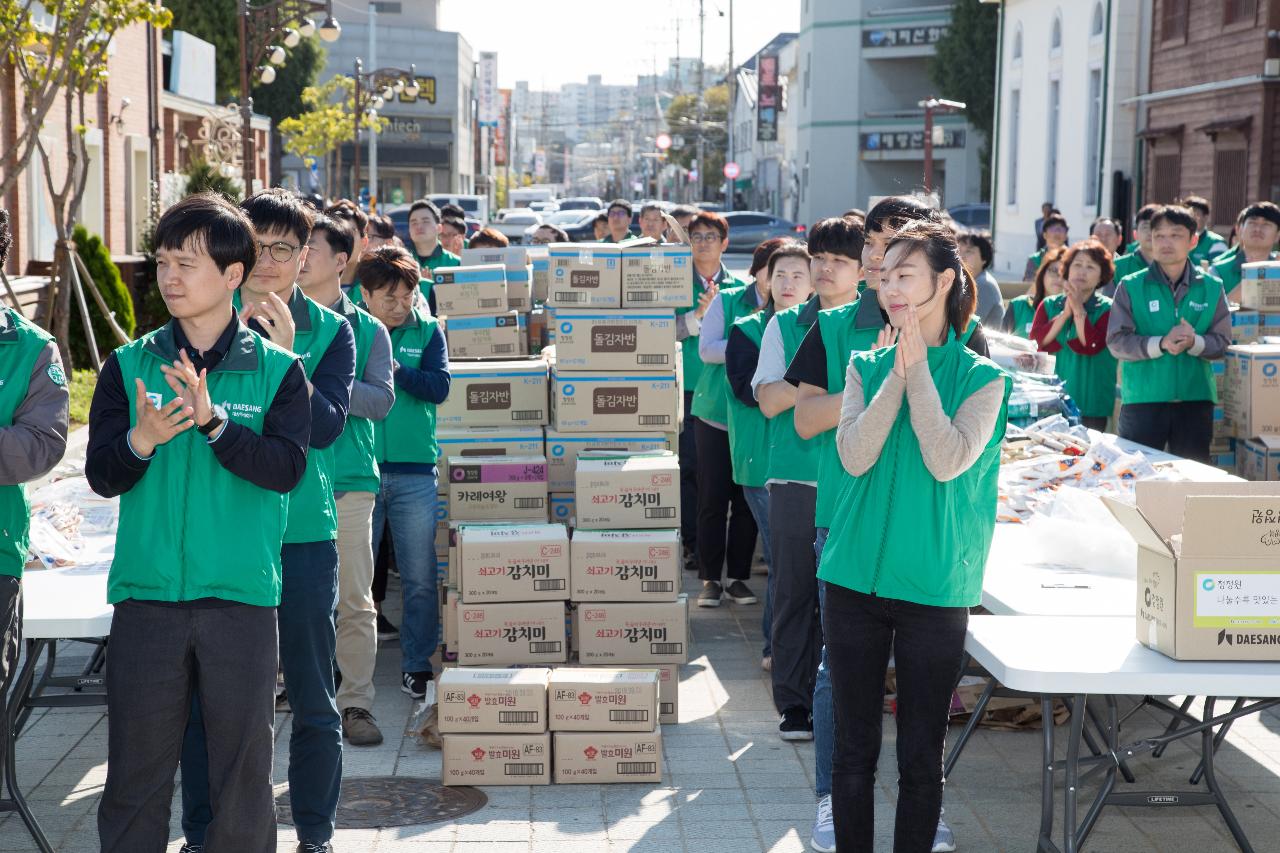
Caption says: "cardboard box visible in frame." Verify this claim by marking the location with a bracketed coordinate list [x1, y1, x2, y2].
[442, 732, 551, 785]
[433, 264, 508, 316]
[1262, 313, 1280, 340]
[527, 308, 547, 354]
[1239, 261, 1280, 313]
[547, 668, 659, 732]
[435, 360, 549, 428]
[435, 491, 451, 558]
[571, 530, 681, 602]
[1213, 405, 1232, 441]
[445, 312, 529, 359]
[551, 369, 681, 433]
[1104, 481, 1280, 660]
[549, 310, 678, 371]
[574, 452, 681, 530]
[437, 426, 546, 484]
[547, 244, 622, 308]
[506, 266, 534, 312]
[1231, 307, 1259, 345]
[1224, 345, 1280, 438]
[460, 246, 531, 269]
[437, 667, 550, 733]
[544, 430, 671, 491]
[448, 455, 548, 521]
[575, 597, 689, 664]
[457, 522, 571, 603]
[530, 250, 550, 304]
[598, 665, 678, 724]
[444, 587, 459, 650]
[621, 244, 694, 308]
[1240, 437, 1280, 482]
[550, 492, 576, 525]
[456, 601, 568, 665]
[553, 731, 662, 784]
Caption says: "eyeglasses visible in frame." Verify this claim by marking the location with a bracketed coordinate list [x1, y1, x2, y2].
[689, 232, 722, 243]
[608, 209, 631, 219]
[530, 236, 553, 244]
[256, 240, 301, 263]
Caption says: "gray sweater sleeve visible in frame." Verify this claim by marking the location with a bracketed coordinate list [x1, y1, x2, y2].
[835, 361, 905, 477]
[0, 342, 69, 485]
[904, 364, 1006, 482]
[349, 322, 395, 421]
[1187, 289, 1231, 361]
[1106, 283, 1163, 362]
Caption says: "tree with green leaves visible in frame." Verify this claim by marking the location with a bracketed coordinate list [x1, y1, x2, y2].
[665, 85, 729, 201]
[928, 0, 999, 198]
[278, 76, 388, 196]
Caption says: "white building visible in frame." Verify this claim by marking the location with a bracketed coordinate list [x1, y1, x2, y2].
[795, 0, 985, 225]
[989, 0, 1146, 279]
[730, 33, 800, 220]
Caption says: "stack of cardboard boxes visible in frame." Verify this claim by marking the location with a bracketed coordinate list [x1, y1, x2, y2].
[1225, 262, 1280, 479]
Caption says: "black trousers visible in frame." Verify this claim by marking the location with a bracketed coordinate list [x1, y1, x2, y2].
[679, 390, 699, 551]
[98, 600, 279, 853]
[823, 583, 968, 853]
[372, 515, 392, 604]
[1118, 400, 1214, 463]
[769, 483, 821, 715]
[694, 419, 758, 583]
[1080, 415, 1109, 433]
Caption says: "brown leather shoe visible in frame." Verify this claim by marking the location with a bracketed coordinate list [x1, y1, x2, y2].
[341, 707, 384, 746]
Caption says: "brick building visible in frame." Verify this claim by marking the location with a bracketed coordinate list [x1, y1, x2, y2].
[1138, 0, 1280, 231]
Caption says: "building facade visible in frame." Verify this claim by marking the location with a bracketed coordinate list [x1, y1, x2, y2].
[730, 34, 800, 220]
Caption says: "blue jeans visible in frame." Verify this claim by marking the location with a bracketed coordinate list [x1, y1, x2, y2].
[372, 470, 440, 674]
[814, 527, 833, 798]
[182, 539, 342, 846]
[742, 485, 773, 656]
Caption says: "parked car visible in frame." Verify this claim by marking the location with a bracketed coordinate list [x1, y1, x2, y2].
[427, 194, 489, 224]
[492, 209, 542, 244]
[387, 206, 481, 245]
[947, 203, 991, 229]
[523, 211, 598, 243]
[528, 200, 560, 214]
[722, 211, 808, 253]
[557, 197, 605, 211]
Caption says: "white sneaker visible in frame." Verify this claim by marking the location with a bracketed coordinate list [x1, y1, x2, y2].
[931, 808, 956, 853]
[810, 794, 835, 852]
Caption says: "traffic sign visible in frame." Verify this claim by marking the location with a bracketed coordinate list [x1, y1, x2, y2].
[723, 162, 741, 179]
[656, 133, 672, 150]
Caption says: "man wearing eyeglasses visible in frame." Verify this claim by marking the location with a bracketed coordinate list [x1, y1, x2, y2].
[600, 199, 635, 243]
[178, 188, 357, 853]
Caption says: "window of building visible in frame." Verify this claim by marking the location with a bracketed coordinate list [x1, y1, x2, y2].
[1090, 3, 1105, 37]
[371, 1, 401, 12]
[1007, 88, 1020, 204]
[1212, 139, 1249, 222]
[803, 53, 810, 107]
[1224, 0, 1258, 24]
[1050, 13, 1063, 52]
[1085, 68, 1103, 205]
[1149, 144, 1181, 204]
[1046, 79, 1060, 202]
[1012, 24, 1023, 60]
[1161, 0, 1188, 42]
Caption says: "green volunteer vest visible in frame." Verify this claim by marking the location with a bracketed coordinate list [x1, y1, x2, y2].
[1113, 250, 1150, 285]
[765, 300, 822, 485]
[1190, 229, 1228, 266]
[1119, 266, 1223, 405]
[725, 309, 771, 488]
[110, 321, 296, 605]
[678, 264, 743, 393]
[818, 333, 1011, 608]
[814, 296, 882, 528]
[1040, 293, 1118, 418]
[376, 307, 441, 465]
[414, 243, 460, 273]
[691, 284, 758, 423]
[331, 294, 386, 493]
[1006, 295, 1036, 338]
[0, 310, 57, 578]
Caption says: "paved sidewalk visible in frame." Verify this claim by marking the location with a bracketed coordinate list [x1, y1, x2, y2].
[6, 567, 1280, 852]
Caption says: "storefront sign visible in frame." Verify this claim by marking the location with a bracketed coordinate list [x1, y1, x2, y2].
[862, 26, 948, 49]
[859, 128, 966, 152]
[478, 52, 499, 126]
[756, 53, 780, 143]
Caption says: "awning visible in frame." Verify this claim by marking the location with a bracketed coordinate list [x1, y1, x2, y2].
[1136, 124, 1183, 140]
[1194, 116, 1252, 138]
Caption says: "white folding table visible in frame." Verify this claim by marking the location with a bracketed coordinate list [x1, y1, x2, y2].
[982, 524, 1135, 617]
[957, 615, 1280, 853]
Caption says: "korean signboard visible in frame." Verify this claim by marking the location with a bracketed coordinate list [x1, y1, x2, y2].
[756, 53, 779, 143]
[861, 26, 948, 49]
[859, 129, 966, 152]
[478, 52, 499, 127]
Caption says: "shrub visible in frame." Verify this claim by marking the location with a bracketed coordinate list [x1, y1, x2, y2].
[184, 158, 242, 202]
[69, 225, 136, 368]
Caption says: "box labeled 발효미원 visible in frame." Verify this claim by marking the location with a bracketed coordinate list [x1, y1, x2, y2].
[548, 668, 659, 732]
[456, 600, 568, 665]
[621, 244, 694, 308]
[437, 667, 550, 733]
[551, 369, 681, 433]
[445, 312, 528, 359]
[547, 244, 622, 308]
[457, 522, 570, 603]
[435, 360, 549, 428]
[433, 264, 508, 316]
[549, 310, 677, 371]
[437, 426, 545, 484]
[1103, 480, 1280, 660]
[549, 492, 575, 525]
[574, 452, 680, 530]
[442, 732, 551, 785]
[448, 455, 548, 521]
[544, 430, 671, 491]
[1224, 344, 1280, 438]
[575, 597, 689, 664]
[1240, 437, 1280, 482]
[553, 730, 662, 784]
[1239, 261, 1280, 313]
[571, 529, 680, 602]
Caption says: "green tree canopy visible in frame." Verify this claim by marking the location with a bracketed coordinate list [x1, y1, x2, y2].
[664, 84, 729, 201]
[927, 0, 999, 198]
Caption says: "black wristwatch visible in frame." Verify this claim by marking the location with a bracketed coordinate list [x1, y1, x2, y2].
[197, 414, 225, 437]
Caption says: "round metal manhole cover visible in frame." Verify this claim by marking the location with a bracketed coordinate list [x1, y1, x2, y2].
[275, 776, 487, 828]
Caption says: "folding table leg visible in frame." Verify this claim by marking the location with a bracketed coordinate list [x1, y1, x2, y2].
[1152, 695, 1195, 759]
[1075, 696, 1121, 847]
[943, 677, 996, 780]
[1062, 694, 1087, 853]
[1037, 695, 1058, 852]
[1189, 697, 1244, 786]
[1199, 697, 1254, 853]
[3, 638, 55, 853]
[1085, 698, 1135, 784]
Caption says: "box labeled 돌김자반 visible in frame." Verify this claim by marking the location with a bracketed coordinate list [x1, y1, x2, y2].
[549, 310, 677, 371]
[571, 529, 681, 602]
[1223, 345, 1280, 439]
[551, 369, 682, 433]
[1239, 261, 1280, 313]
[553, 730, 662, 784]
[544, 430, 671, 491]
[546, 244, 622, 308]
[437, 426, 545, 484]
[442, 732, 551, 785]
[447, 455, 548, 521]
[457, 522, 570, 603]
[575, 597, 689, 664]
[435, 360, 549, 428]
[437, 667, 550, 734]
[432, 264, 508, 316]
[456, 600, 568, 665]
[574, 452, 680, 530]
[1103, 480, 1280, 660]
[620, 244, 694, 308]
[547, 667, 659, 732]
[444, 312, 528, 359]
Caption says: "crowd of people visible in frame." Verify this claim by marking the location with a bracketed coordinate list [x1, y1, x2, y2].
[0, 183, 1276, 853]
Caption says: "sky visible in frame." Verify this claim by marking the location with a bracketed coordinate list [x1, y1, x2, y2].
[438, 0, 801, 90]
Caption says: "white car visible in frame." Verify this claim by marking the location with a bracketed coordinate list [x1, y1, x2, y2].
[528, 200, 560, 214]
[523, 210, 597, 242]
[492, 209, 542, 244]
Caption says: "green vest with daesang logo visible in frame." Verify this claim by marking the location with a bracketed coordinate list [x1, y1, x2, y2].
[331, 294, 386, 493]
[691, 284, 757, 423]
[0, 309, 59, 578]
[110, 321, 297, 605]
[1040, 293, 1118, 418]
[376, 307, 441, 465]
[765, 299, 822, 486]
[725, 308, 771, 488]
[1119, 266, 1223, 405]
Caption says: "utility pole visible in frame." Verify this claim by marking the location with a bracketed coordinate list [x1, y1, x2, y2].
[696, 0, 705, 203]
[367, 5, 378, 212]
[725, 0, 734, 211]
